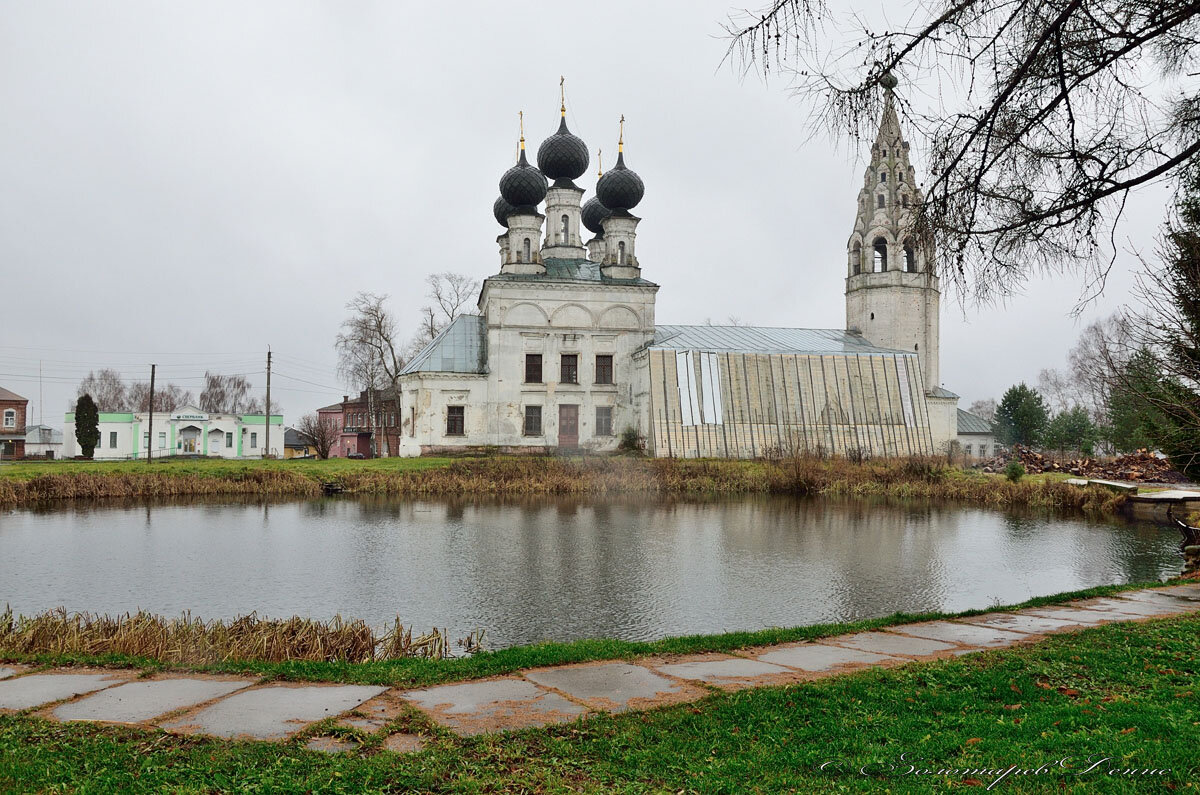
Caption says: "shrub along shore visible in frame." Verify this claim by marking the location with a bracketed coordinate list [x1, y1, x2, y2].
[0, 454, 1127, 513]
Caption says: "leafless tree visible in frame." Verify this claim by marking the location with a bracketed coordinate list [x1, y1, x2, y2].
[409, 273, 481, 355]
[336, 292, 407, 456]
[75, 369, 128, 412]
[966, 399, 996, 422]
[426, 272, 479, 325]
[297, 413, 340, 459]
[725, 1, 1200, 303]
[198, 372, 265, 414]
[128, 382, 194, 412]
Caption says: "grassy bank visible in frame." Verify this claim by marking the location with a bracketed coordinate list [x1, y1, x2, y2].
[0, 454, 1130, 514]
[1, 579, 1185, 689]
[2, 613, 1197, 793]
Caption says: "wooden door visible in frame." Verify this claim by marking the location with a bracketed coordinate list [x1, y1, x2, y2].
[558, 404, 579, 448]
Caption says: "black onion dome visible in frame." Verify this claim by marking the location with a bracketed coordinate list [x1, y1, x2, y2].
[493, 195, 516, 227]
[536, 116, 589, 182]
[581, 196, 612, 236]
[499, 149, 548, 209]
[595, 151, 644, 211]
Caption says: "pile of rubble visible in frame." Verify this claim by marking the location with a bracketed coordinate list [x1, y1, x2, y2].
[978, 446, 1188, 483]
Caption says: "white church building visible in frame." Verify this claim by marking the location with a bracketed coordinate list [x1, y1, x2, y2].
[393, 86, 962, 458]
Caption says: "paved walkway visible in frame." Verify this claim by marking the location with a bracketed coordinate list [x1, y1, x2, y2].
[2, 583, 1198, 753]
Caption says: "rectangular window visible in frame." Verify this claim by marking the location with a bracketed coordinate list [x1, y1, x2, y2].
[560, 354, 578, 384]
[446, 406, 465, 436]
[251, 432, 258, 448]
[2, 410, 13, 428]
[594, 354, 614, 385]
[226, 432, 233, 448]
[523, 405, 542, 436]
[595, 406, 613, 436]
[143, 432, 149, 450]
[158, 432, 166, 449]
[109, 431, 117, 449]
[964, 444, 973, 457]
[525, 353, 543, 383]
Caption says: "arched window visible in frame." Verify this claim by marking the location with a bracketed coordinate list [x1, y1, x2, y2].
[522, 237, 531, 261]
[901, 194, 909, 208]
[851, 241, 862, 275]
[2, 409, 13, 429]
[876, 194, 885, 209]
[879, 171, 887, 184]
[560, 214, 569, 241]
[903, 242, 916, 272]
[617, 241, 626, 265]
[873, 238, 888, 272]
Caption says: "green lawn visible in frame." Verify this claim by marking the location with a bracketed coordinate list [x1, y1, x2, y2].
[2, 613, 1197, 793]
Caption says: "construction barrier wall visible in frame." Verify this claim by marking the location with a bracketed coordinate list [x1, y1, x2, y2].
[646, 349, 935, 458]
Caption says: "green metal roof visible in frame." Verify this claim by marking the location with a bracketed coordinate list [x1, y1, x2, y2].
[400, 314, 488, 376]
[486, 257, 657, 286]
[648, 325, 913, 356]
[957, 408, 993, 435]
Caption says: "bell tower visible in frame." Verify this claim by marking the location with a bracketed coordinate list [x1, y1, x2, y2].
[845, 76, 940, 394]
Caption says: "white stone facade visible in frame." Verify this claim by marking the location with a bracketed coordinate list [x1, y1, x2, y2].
[393, 94, 961, 457]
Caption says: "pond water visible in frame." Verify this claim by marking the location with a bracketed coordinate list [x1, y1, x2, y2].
[0, 496, 1182, 649]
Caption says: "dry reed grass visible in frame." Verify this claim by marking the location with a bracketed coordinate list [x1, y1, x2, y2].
[0, 455, 1126, 514]
[0, 607, 454, 664]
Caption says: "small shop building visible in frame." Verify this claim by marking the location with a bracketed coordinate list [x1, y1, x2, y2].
[63, 406, 284, 459]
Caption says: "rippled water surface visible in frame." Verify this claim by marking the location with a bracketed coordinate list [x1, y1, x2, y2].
[0, 496, 1182, 648]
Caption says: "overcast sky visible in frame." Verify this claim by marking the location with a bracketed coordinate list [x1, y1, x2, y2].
[0, 1, 1173, 426]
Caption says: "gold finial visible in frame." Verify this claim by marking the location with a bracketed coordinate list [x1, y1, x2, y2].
[596, 148, 603, 177]
[559, 76, 566, 116]
[618, 114, 625, 152]
[518, 110, 525, 150]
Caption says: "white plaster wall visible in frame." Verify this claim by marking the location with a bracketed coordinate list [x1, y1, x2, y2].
[845, 270, 941, 392]
[926, 396, 959, 454]
[480, 278, 657, 450]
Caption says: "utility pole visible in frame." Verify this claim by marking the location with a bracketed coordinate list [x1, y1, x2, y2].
[264, 347, 272, 459]
[38, 360, 43, 426]
[147, 363, 156, 462]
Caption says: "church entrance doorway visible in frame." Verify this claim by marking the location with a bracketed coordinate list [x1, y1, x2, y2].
[558, 405, 578, 449]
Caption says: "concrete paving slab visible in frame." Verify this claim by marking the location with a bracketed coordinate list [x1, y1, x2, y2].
[53, 678, 251, 724]
[1113, 590, 1200, 607]
[339, 716, 387, 731]
[965, 613, 1081, 634]
[306, 736, 358, 754]
[161, 684, 386, 740]
[402, 678, 585, 736]
[829, 632, 960, 657]
[756, 643, 898, 672]
[0, 673, 125, 711]
[1159, 583, 1200, 599]
[0, 667, 16, 680]
[889, 621, 1028, 648]
[1026, 607, 1124, 624]
[653, 657, 794, 688]
[1073, 598, 1184, 616]
[383, 733, 426, 754]
[524, 662, 704, 713]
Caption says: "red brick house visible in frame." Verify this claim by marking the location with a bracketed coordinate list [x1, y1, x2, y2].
[336, 389, 401, 458]
[0, 386, 28, 458]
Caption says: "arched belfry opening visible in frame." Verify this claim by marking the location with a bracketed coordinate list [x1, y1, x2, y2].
[903, 241, 916, 272]
[873, 238, 888, 272]
[851, 241, 862, 275]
